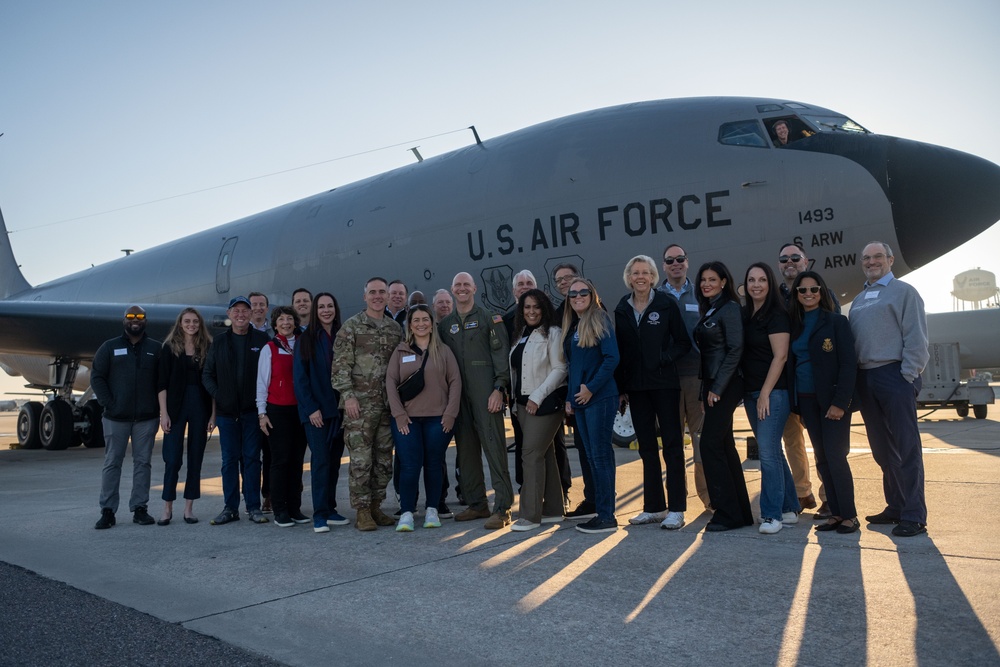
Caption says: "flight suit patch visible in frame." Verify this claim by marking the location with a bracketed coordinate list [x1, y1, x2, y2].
[450, 324, 460, 334]
[464, 321, 479, 329]
[492, 314, 503, 324]
[822, 338, 833, 352]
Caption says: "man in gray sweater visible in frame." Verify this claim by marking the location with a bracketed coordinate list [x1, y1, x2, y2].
[849, 241, 929, 537]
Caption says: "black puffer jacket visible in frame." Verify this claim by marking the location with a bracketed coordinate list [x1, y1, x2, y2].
[614, 290, 691, 392]
[693, 296, 744, 397]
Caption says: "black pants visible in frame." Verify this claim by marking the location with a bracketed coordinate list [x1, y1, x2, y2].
[700, 378, 753, 528]
[798, 394, 856, 519]
[629, 388, 686, 513]
[267, 403, 307, 515]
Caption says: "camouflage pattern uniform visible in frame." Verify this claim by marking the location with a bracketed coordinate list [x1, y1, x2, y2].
[331, 312, 403, 509]
[438, 304, 513, 512]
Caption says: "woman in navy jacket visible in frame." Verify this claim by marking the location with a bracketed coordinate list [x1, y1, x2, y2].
[563, 278, 620, 534]
[293, 292, 347, 532]
[614, 255, 692, 530]
[788, 271, 859, 534]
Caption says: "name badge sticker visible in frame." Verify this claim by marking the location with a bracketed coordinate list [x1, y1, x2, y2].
[685, 303, 700, 312]
[402, 354, 417, 363]
[113, 348, 127, 356]
[865, 291, 880, 299]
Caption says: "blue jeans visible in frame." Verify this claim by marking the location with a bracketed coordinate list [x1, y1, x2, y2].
[745, 390, 799, 520]
[574, 395, 618, 522]
[391, 416, 451, 513]
[216, 412, 262, 513]
[305, 416, 345, 521]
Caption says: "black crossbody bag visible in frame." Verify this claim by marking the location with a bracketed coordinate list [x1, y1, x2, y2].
[397, 349, 429, 402]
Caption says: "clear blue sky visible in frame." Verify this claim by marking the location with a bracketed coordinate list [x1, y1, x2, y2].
[1, 2, 999, 389]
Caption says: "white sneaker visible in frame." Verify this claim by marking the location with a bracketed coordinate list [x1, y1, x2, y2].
[660, 511, 686, 530]
[423, 507, 441, 529]
[511, 518, 541, 532]
[629, 511, 667, 525]
[759, 518, 783, 534]
[396, 511, 414, 532]
[781, 511, 799, 525]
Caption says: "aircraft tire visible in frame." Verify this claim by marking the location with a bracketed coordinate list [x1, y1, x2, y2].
[16, 402, 43, 450]
[974, 404, 988, 420]
[612, 404, 636, 448]
[40, 400, 74, 451]
[80, 400, 105, 448]
[956, 405, 970, 418]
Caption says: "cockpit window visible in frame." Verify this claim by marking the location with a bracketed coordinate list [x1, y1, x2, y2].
[718, 120, 769, 148]
[801, 115, 869, 134]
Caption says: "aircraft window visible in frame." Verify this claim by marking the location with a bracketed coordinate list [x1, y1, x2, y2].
[801, 115, 869, 134]
[768, 116, 817, 147]
[718, 120, 769, 148]
[756, 104, 785, 113]
[784, 103, 808, 109]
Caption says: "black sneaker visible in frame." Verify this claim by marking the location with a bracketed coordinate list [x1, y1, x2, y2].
[132, 507, 155, 526]
[865, 510, 901, 525]
[892, 520, 927, 537]
[210, 508, 240, 525]
[565, 501, 598, 521]
[437, 503, 454, 519]
[288, 510, 311, 524]
[95, 508, 115, 530]
[575, 516, 618, 534]
[274, 512, 295, 528]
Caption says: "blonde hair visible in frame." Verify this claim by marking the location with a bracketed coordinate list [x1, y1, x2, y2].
[561, 279, 609, 349]
[165, 307, 212, 367]
[623, 255, 659, 289]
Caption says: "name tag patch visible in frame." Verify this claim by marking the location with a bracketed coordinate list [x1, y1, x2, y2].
[114, 348, 127, 356]
[464, 321, 479, 329]
[686, 303, 699, 312]
[402, 354, 417, 363]
[865, 291, 880, 299]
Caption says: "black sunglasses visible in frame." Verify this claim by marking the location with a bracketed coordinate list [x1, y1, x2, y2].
[567, 289, 592, 298]
[663, 255, 687, 265]
[779, 254, 804, 264]
[796, 286, 821, 294]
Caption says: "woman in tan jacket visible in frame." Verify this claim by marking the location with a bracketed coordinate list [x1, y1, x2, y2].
[386, 305, 462, 531]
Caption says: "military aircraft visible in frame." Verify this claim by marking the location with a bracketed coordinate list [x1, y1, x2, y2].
[2, 97, 1000, 450]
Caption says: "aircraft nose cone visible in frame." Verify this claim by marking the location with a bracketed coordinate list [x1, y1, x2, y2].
[788, 134, 1000, 269]
[884, 138, 1000, 268]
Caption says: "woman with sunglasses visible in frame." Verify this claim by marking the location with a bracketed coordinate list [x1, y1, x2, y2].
[562, 279, 620, 534]
[788, 271, 860, 534]
[386, 304, 462, 531]
[294, 292, 350, 532]
[509, 289, 568, 531]
[694, 261, 753, 532]
[157, 308, 214, 525]
[613, 255, 692, 530]
[741, 262, 800, 534]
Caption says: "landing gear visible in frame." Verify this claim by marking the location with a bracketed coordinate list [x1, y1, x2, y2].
[40, 400, 74, 450]
[80, 399, 105, 448]
[16, 402, 43, 449]
[612, 404, 636, 448]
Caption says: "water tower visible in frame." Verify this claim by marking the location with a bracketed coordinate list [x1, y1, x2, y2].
[952, 269, 999, 310]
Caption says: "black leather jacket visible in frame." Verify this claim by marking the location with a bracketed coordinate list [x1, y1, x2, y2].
[693, 296, 743, 396]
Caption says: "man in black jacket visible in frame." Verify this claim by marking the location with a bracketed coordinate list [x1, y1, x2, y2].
[92, 305, 162, 529]
[203, 296, 272, 525]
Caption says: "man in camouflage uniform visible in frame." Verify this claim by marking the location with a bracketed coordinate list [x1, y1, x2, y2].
[331, 277, 403, 531]
[438, 272, 513, 529]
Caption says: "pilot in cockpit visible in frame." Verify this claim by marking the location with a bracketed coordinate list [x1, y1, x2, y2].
[772, 119, 792, 147]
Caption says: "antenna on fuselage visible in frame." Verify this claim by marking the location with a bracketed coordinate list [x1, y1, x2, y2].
[469, 125, 483, 147]
[408, 147, 424, 162]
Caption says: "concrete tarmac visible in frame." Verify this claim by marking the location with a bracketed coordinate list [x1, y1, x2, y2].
[1, 405, 999, 667]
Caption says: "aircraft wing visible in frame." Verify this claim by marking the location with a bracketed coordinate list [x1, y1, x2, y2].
[0, 301, 232, 358]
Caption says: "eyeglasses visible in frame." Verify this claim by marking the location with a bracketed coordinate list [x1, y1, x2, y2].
[663, 255, 687, 265]
[796, 286, 821, 294]
[778, 254, 803, 264]
[555, 274, 578, 284]
[125, 313, 146, 320]
[567, 289, 592, 298]
[861, 253, 888, 262]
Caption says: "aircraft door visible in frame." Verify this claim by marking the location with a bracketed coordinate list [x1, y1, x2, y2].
[216, 237, 238, 294]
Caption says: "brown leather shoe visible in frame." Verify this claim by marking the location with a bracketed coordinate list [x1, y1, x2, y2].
[455, 506, 491, 522]
[484, 510, 512, 530]
[798, 493, 817, 510]
[261, 496, 272, 514]
[355, 508, 377, 531]
[370, 505, 396, 527]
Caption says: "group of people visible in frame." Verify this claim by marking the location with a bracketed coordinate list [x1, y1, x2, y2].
[92, 239, 930, 539]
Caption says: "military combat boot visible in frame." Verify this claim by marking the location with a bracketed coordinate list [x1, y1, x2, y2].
[355, 507, 377, 531]
[370, 505, 396, 527]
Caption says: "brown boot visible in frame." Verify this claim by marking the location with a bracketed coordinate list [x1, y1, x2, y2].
[370, 505, 396, 527]
[455, 506, 491, 522]
[355, 507, 377, 531]
[484, 509, 512, 530]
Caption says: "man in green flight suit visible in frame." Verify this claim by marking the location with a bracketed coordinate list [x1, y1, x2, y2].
[438, 272, 514, 529]
[331, 276, 403, 531]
